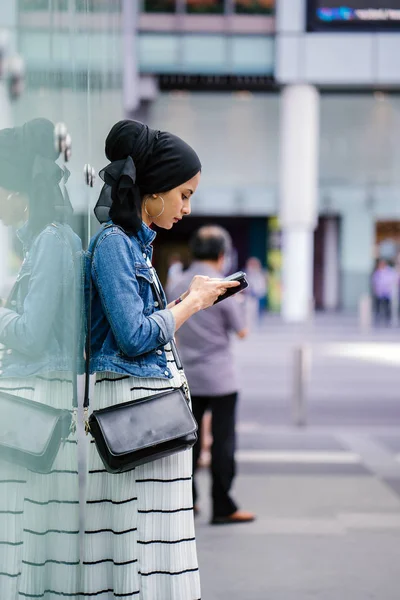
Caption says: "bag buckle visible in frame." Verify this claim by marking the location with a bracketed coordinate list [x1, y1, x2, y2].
[180, 373, 190, 401]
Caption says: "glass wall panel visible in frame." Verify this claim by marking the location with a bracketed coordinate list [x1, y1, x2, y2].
[0, 0, 85, 597]
[1, 0, 125, 596]
[0, 0, 125, 595]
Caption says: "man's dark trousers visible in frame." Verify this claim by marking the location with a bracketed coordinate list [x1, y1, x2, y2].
[191, 392, 238, 519]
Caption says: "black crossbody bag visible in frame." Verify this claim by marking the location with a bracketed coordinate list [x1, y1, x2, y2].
[85, 226, 198, 474]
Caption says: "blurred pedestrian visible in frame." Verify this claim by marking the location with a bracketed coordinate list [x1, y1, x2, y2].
[244, 256, 267, 326]
[371, 258, 397, 325]
[168, 225, 255, 525]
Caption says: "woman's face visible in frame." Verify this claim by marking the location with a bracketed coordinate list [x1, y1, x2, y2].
[0, 187, 28, 227]
[143, 171, 201, 230]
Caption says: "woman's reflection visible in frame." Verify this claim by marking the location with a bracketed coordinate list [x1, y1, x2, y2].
[0, 118, 82, 599]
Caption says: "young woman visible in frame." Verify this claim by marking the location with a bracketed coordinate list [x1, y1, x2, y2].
[83, 120, 239, 599]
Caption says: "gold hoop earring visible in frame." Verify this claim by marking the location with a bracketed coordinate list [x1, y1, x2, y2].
[144, 195, 165, 219]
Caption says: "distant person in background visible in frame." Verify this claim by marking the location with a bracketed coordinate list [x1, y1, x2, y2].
[244, 256, 267, 326]
[371, 258, 397, 325]
[168, 225, 255, 525]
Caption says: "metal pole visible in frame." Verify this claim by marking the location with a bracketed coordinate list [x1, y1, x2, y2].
[292, 345, 310, 427]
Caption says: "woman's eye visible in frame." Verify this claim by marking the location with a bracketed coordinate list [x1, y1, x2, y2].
[182, 195, 188, 201]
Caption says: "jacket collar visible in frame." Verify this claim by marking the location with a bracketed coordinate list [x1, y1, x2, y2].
[108, 220, 156, 251]
[136, 221, 157, 250]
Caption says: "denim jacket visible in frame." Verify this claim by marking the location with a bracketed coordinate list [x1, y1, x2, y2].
[86, 221, 176, 378]
[0, 222, 83, 378]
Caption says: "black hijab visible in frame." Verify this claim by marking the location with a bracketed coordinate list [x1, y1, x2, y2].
[94, 120, 202, 232]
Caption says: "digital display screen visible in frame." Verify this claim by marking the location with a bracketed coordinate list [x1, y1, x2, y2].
[307, 1, 400, 30]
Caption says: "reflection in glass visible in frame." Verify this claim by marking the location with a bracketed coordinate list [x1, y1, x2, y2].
[143, 0, 176, 13]
[0, 119, 82, 598]
[235, 0, 274, 14]
[186, 0, 224, 14]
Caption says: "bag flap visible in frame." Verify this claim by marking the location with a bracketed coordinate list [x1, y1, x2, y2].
[0, 391, 70, 458]
[92, 388, 197, 457]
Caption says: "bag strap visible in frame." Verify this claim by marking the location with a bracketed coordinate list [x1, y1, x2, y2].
[84, 224, 185, 423]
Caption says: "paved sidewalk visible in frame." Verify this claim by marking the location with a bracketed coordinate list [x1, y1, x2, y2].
[194, 315, 400, 600]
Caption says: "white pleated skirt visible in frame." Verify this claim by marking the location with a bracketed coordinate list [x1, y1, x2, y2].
[82, 344, 201, 600]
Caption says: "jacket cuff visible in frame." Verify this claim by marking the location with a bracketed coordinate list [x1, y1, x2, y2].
[149, 309, 175, 345]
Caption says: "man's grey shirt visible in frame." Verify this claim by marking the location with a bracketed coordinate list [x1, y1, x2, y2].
[167, 262, 246, 397]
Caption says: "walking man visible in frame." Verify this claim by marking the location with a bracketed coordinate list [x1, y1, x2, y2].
[168, 225, 255, 525]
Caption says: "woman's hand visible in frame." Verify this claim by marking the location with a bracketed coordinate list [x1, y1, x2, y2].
[170, 275, 240, 332]
[186, 275, 240, 311]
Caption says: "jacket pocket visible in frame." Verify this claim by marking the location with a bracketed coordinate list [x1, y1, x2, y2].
[135, 264, 156, 316]
[135, 264, 153, 284]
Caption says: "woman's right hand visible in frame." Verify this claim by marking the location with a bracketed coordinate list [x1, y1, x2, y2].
[187, 275, 240, 311]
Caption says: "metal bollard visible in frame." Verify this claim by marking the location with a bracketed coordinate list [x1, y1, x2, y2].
[359, 294, 372, 332]
[292, 345, 310, 427]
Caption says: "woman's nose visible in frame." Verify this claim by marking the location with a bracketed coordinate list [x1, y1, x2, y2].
[183, 199, 191, 216]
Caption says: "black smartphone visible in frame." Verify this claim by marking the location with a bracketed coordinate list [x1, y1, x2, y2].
[213, 271, 249, 304]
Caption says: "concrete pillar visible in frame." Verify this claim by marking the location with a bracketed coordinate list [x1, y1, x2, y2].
[280, 84, 319, 322]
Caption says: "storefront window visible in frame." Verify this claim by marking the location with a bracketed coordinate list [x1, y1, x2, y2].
[234, 0, 274, 15]
[186, 0, 224, 15]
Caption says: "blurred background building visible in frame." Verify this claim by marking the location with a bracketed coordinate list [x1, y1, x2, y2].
[2, 0, 400, 320]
